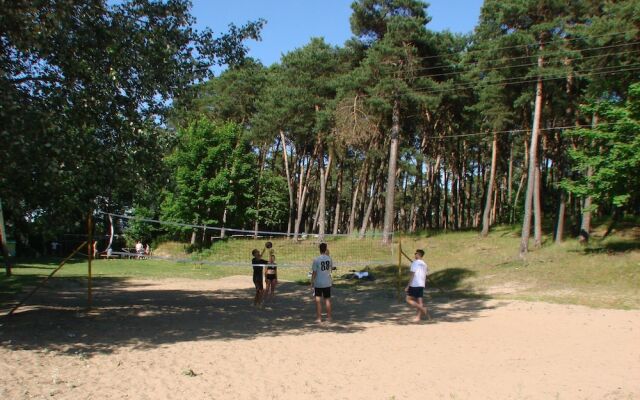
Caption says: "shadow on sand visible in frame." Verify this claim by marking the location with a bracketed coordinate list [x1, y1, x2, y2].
[0, 276, 496, 356]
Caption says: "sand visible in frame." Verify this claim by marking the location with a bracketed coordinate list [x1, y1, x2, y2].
[1, 276, 638, 399]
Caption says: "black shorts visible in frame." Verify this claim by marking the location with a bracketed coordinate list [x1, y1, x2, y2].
[314, 287, 331, 298]
[253, 275, 263, 290]
[266, 274, 277, 281]
[407, 286, 424, 298]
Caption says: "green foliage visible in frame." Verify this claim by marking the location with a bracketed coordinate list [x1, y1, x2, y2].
[247, 171, 289, 229]
[564, 82, 640, 209]
[173, 58, 268, 129]
[161, 119, 258, 231]
[350, 0, 430, 44]
[3, 0, 639, 255]
[122, 206, 157, 246]
[0, 0, 263, 241]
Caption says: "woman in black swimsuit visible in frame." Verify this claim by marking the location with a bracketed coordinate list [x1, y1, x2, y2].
[262, 242, 277, 301]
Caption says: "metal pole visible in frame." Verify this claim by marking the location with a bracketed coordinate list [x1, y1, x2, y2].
[7, 241, 87, 316]
[87, 212, 93, 309]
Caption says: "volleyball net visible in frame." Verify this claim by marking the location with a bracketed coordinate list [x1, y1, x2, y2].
[96, 212, 395, 270]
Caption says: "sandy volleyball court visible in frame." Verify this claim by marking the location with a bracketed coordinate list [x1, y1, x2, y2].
[1, 276, 638, 399]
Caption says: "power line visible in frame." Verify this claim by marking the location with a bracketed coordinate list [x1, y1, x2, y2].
[390, 40, 640, 78]
[404, 42, 640, 78]
[409, 63, 640, 95]
[421, 122, 617, 140]
[402, 29, 639, 62]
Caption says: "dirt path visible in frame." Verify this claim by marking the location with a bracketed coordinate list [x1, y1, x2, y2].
[1, 276, 638, 399]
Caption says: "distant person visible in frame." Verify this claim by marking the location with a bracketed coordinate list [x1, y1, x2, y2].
[262, 241, 277, 301]
[145, 243, 151, 256]
[50, 241, 59, 256]
[135, 240, 144, 259]
[311, 243, 333, 323]
[251, 249, 267, 307]
[405, 249, 428, 322]
[93, 241, 98, 258]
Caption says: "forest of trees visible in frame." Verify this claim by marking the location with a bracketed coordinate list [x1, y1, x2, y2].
[1, 0, 639, 257]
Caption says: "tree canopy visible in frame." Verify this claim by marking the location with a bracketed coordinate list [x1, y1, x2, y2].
[2, 0, 639, 254]
[0, 0, 263, 242]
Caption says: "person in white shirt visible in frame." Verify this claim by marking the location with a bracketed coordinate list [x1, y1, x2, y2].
[311, 243, 333, 323]
[406, 249, 428, 322]
[135, 240, 144, 259]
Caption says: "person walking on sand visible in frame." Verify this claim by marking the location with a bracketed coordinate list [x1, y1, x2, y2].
[311, 243, 333, 323]
[406, 249, 428, 322]
[251, 249, 267, 307]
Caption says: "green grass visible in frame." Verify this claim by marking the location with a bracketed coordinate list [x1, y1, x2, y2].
[1, 225, 639, 309]
[397, 225, 640, 309]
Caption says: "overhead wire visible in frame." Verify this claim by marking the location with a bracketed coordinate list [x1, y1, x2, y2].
[404, 45, 640, 80]
[396, 29, 639, 62]
[403, 64, 640, 95]
[420, 122, 617, 140]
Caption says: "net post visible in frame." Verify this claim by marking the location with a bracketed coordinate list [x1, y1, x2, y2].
[7, 241, 87, 316]
[87, 211, 93, 309]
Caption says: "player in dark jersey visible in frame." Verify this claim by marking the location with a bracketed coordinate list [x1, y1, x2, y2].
[251, 249, 267, 306]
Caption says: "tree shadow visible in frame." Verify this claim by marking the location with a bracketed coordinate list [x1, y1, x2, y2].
[0, 275, 495, 356]
[429, 268, 477, 291]
[576, 240, 640, 254]
[12, 257, 87, 267]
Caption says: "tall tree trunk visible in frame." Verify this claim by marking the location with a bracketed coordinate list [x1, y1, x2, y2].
[491, 186, 498, 225]
[220, 205, 228, 239]
[465, 170, 472, 228]
[579, 166, 594, 244]
[0, 198, 12, 276]
[280, 131, 295, 237]
[382, 98, 400, 244]
[426, 155, 441, 229]
[579, 114, 598, 244]
[481, 132, 498, 237]
[555, 191, 566, 243]
[520, 52, 544, 258]
[348, 180, 362, 235]
[411, 156, 422, 233]
[508, 139, 513, 206]
[533, 164, 543, 248]
[434, 169, 441, 229]
[443, 167, 449, 231]
[348, 159, 369, 234]
[317, 146, 326, 242]
[294, 148, 316, 240]
[359, 181, 377, 239]
[453, 172, 459, 230]
[313, 150, 333, 231]
[332, 166, 343, 235]
[253, 145, 268, 236]
[475, 147, 483, 227]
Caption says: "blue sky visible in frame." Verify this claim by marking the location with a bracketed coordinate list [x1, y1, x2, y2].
[191, 0, 484, 67]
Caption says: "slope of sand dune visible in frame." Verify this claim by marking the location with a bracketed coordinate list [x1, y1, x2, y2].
[1, 276, 638, 399]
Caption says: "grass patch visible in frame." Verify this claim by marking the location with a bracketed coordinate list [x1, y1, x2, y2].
[397, 226, 640, 309]
[1, 224, 639, 309]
